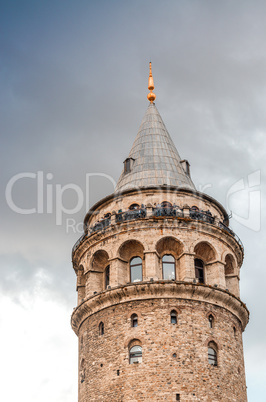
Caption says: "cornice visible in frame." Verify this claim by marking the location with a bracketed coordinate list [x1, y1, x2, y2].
[71, 281, 249, 335]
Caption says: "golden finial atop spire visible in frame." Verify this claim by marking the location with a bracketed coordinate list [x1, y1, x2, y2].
[147, 62, 156, 103]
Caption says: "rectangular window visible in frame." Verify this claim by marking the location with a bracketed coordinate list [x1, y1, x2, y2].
[176, 394, 180, 401]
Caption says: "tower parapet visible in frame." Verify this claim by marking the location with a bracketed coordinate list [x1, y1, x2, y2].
[71, 65, 249, 402]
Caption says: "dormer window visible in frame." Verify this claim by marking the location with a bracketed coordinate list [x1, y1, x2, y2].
[180, 159, 191, 177]
[124, 157, 135, 174]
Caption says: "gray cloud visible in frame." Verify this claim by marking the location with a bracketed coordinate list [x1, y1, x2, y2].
[1, 1, 266, 400]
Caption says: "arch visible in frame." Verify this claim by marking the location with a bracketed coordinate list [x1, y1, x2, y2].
[119, 239, 145, 261]
[131, 313, 138, 327]
[224, 253, 239, 296]
[156, 236, 183, 259]
[89, 250, 110, 293]
[130, 256, 143, 282]
[117, 240, 145, 285]
[162, 254, 176, 280]
[161, 201, 172, 208]
[91, 250, 109, 272]
[194, 241, 216, 262]
[225, 254, 236, 275]
[129, 203, 140, 210]
[208, 341, 218, 366]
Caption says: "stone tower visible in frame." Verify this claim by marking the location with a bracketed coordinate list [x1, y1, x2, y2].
[71, 64, 249, 401]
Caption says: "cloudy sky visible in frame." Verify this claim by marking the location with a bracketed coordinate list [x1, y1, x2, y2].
[1, 1, 266, 401]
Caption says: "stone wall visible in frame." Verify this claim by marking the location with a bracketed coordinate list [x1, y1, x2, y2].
[72, 187, 248, 401]
[77, 294, 247, 401]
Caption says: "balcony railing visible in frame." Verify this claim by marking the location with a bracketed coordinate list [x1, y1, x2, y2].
[189, 210, 215, 224]
[153, 207, 184, 218]
[219, 221, 243, 249]
[116, 208, 146, 223]
[90, 217, 111, 233]
[72, 207, 243, 256]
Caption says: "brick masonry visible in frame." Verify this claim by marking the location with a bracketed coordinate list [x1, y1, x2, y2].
[72, 188, 248, 401]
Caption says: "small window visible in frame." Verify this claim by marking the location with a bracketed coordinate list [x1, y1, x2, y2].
[130, 257, 143, 282]
[195, 258, 204, 284]
[80, 359, 85, 383]
[170, 310, 177, 324]
[129, 203, 140, 210]
[208, 343, 217, 366]
[191, 205, 199, 211]
[129, 345, 142, 364]
[124, 158, 135, 174]
[99, 322, 104, 336]
[208, 314, 214, 329]
[105, 265, 110, 289]
[162, 254, 176, 280]
[161, 201, 172, 208]
[131, 314, 138, 327]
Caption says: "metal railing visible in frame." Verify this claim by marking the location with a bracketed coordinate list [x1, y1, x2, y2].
[189, 210, 215, 224]
[116, 208, 146, 223]
[72, 207, 243, 255]
[72, 233, 87, 255]
[219, 221, 244, 249]
[153, 207, 184, 218]
[90, 217, 111, 233]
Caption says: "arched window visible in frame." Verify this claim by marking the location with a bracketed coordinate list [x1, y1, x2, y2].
[129, 345, 142, 364]
[191, 205, 199, 211]
[161, 201, 172, 208]
[129, 203, 140, 210]
[130, 257, 142, 282]
[131, 314, 138, 327]
[99, 322, 104, 336]
[170, 310, 177, 324]
[105, 265, 110, 289]
[162, 254, 176, 280]
[208, 342, 217, 366]
[208, 314, 214, 329]
[195, 258, 204, 284]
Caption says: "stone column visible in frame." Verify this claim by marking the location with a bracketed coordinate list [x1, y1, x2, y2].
[206, 261, 226, 288]
[144, 251, 160, 281]
[179, 253, 195, 282]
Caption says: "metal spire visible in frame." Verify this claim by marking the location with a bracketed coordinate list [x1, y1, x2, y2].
[147, 62, 156, 103]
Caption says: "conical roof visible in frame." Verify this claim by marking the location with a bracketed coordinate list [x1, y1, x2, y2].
[115, 102, 195, 192]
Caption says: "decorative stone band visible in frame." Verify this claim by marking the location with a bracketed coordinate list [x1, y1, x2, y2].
[71, 281, 249, 335]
